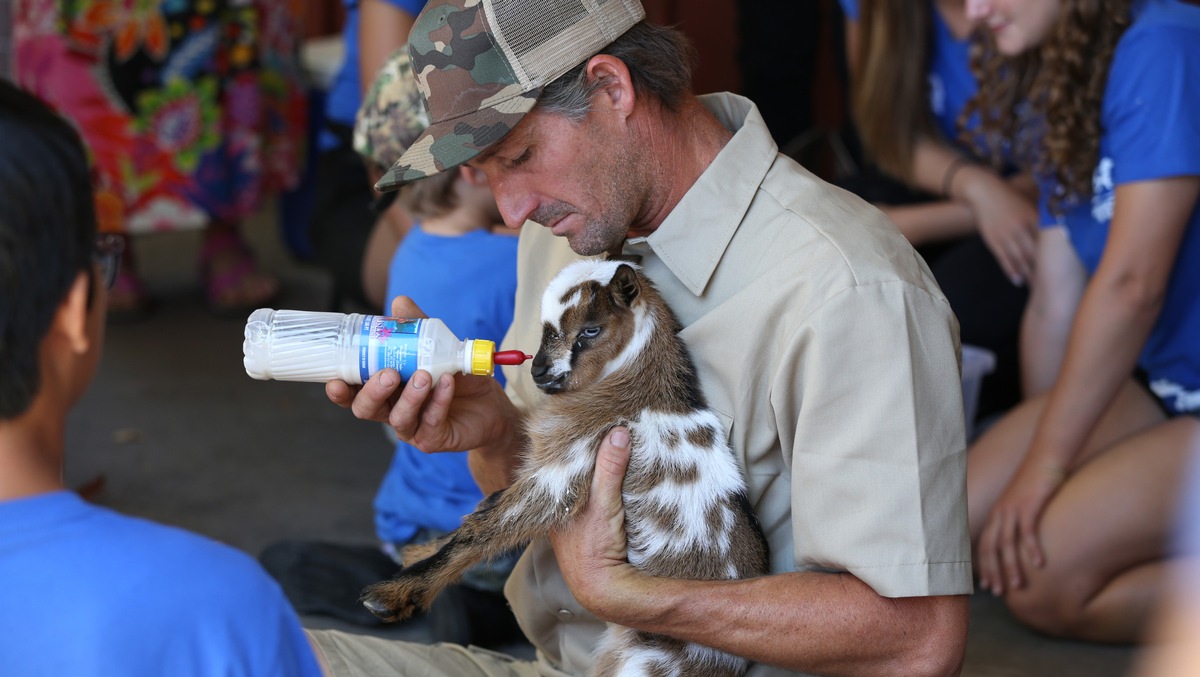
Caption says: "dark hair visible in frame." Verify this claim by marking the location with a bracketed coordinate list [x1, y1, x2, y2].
[536, 21, 697, 120]
[0, 82, 98, 419]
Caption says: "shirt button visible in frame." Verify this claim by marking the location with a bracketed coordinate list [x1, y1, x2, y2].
[557, 609, 574, 619]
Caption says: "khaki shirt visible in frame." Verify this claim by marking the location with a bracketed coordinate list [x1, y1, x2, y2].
[499, 93, 973, 677]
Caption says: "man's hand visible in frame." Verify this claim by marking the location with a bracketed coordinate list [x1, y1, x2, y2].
[551, 427, 652, 623]
[324, 295, 520, 456]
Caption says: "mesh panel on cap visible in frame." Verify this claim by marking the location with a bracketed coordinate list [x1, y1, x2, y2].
[487, 0, 645, 88]
[494, 0, 589, 57]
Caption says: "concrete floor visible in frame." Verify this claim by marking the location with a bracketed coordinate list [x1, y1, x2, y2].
[64, 206, 1139, 676]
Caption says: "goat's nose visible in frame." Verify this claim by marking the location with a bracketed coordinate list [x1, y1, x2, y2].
[530, 351, 549, 381]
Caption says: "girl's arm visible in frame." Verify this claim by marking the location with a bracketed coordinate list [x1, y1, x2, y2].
[1028, 176, 1198, 474]
[1019, 226, 1086, 397]
[912, 139, 1040, 286]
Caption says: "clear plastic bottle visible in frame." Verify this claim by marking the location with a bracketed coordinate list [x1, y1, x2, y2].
[242, 308, 530, 385]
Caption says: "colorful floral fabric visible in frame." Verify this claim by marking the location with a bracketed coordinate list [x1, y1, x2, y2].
[12, 0, 307, 233]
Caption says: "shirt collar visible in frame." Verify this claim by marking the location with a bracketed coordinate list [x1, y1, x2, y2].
[622, 93, 778, 297]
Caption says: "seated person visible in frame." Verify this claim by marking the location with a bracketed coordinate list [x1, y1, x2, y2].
[965, 0, 1200, 643]
[0, 81, 321, 676]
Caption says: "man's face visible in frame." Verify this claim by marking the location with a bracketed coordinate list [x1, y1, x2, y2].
[467, 107, 647, 256]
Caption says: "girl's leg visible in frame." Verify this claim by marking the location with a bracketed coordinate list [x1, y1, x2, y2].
[1005, 414, 1199, 642]
[967, 380, 1166, 542]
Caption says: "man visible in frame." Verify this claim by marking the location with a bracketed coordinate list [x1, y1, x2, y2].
[0, 82, 322, 676]
[319, 0, 972, 674]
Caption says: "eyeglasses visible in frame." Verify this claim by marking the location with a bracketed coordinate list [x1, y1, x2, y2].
[94, 233, 125, 290]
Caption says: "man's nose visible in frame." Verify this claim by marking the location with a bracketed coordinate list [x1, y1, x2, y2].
[492, 179, 537, 229]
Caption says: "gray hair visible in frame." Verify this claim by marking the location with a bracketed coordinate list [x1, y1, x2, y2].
[536, 21, 697, 121]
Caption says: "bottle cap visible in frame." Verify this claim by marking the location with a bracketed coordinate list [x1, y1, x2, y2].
[470, 339, 496, 377]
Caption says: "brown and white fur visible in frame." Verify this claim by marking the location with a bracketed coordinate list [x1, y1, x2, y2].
[361, 260, 769, 677]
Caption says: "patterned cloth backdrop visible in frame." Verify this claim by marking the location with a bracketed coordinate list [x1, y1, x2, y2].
[12, 0, 307, 234]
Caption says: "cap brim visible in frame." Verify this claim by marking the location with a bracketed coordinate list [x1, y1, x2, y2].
[374, 86, 542, 192]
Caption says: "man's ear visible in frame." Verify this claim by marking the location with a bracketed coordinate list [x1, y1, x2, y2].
[584, 54, 636, 120]
[51, 272, 94, 355]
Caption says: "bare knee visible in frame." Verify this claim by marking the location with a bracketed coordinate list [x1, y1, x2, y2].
[1004, 574, 1094, 638]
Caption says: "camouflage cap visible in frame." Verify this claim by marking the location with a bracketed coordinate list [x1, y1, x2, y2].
[354, 46, 429, 171]
[374, 0, 646, 193]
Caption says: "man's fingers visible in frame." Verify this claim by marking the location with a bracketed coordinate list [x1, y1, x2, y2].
[325, 379, 358, 409]
[390, 295, 425, 319]
[592, 427, 632, 502]
[349, 369, 403, 422]
[387, 370, 434, 440]
[414, 374, 456, 434]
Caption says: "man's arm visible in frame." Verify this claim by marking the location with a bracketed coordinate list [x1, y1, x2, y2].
[551, 429, 968, 677]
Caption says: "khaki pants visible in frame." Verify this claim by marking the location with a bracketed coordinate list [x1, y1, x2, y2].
[307, 629, 567, 677]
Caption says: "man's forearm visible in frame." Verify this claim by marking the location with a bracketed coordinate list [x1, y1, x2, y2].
[468, 423, 527, 494]
[610, 571, 967, 677]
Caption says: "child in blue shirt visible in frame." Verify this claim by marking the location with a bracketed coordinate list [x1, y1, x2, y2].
[964, 0, 1200, 644]
[0, 82, 320, 677]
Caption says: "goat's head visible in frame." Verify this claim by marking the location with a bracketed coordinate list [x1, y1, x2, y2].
[531, 260, 651, 394]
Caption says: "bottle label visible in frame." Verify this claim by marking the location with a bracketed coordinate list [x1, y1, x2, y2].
[359, 316, 423, 382]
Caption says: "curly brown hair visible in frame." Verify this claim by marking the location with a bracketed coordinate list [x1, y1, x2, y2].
[962, 0, 1133, 214]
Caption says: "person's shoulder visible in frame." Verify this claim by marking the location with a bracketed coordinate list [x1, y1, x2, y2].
[1118, 0, 1200, 57]
[746, 160, 948, 303]
[1105, 2, 1200, 116]
[87, 510, 283, 597]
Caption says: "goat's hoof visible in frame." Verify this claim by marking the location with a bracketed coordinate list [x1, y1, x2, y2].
[361, 597, 400, 623]
[360, 583, 423, 623]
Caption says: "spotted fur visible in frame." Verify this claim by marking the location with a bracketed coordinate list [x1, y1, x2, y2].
[361, 260, 769, 677]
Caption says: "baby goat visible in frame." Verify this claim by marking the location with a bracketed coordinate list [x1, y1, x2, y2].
[362, 260, 769, 677]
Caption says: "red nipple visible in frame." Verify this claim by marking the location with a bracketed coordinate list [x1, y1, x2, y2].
[493, 350, 533, 366]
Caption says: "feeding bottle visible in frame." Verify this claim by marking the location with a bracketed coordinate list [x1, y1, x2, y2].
[242, 309, 531, 385]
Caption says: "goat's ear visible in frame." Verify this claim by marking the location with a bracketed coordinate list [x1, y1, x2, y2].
[611, 264, 640, 308]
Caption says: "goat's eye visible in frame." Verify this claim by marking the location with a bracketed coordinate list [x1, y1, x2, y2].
[578, 326, 601, 339]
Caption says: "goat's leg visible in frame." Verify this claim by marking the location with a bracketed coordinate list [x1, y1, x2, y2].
[361, 471, 591, 621]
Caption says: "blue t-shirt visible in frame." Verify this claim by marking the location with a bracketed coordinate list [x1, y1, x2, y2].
[0, 491, 321, 676]
[374, 227, 520, 543]
[838, 0, 976, 145]
[321, 0, 428, 150]
[1038, 0, 1200, 414]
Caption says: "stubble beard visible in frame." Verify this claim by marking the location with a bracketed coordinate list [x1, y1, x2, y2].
[562, 143, 644, 257]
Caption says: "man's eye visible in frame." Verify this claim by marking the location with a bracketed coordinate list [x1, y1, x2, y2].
[506, 149, 531, 167]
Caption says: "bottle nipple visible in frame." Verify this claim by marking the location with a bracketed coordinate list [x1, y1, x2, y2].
[493, 350, 533, 366]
